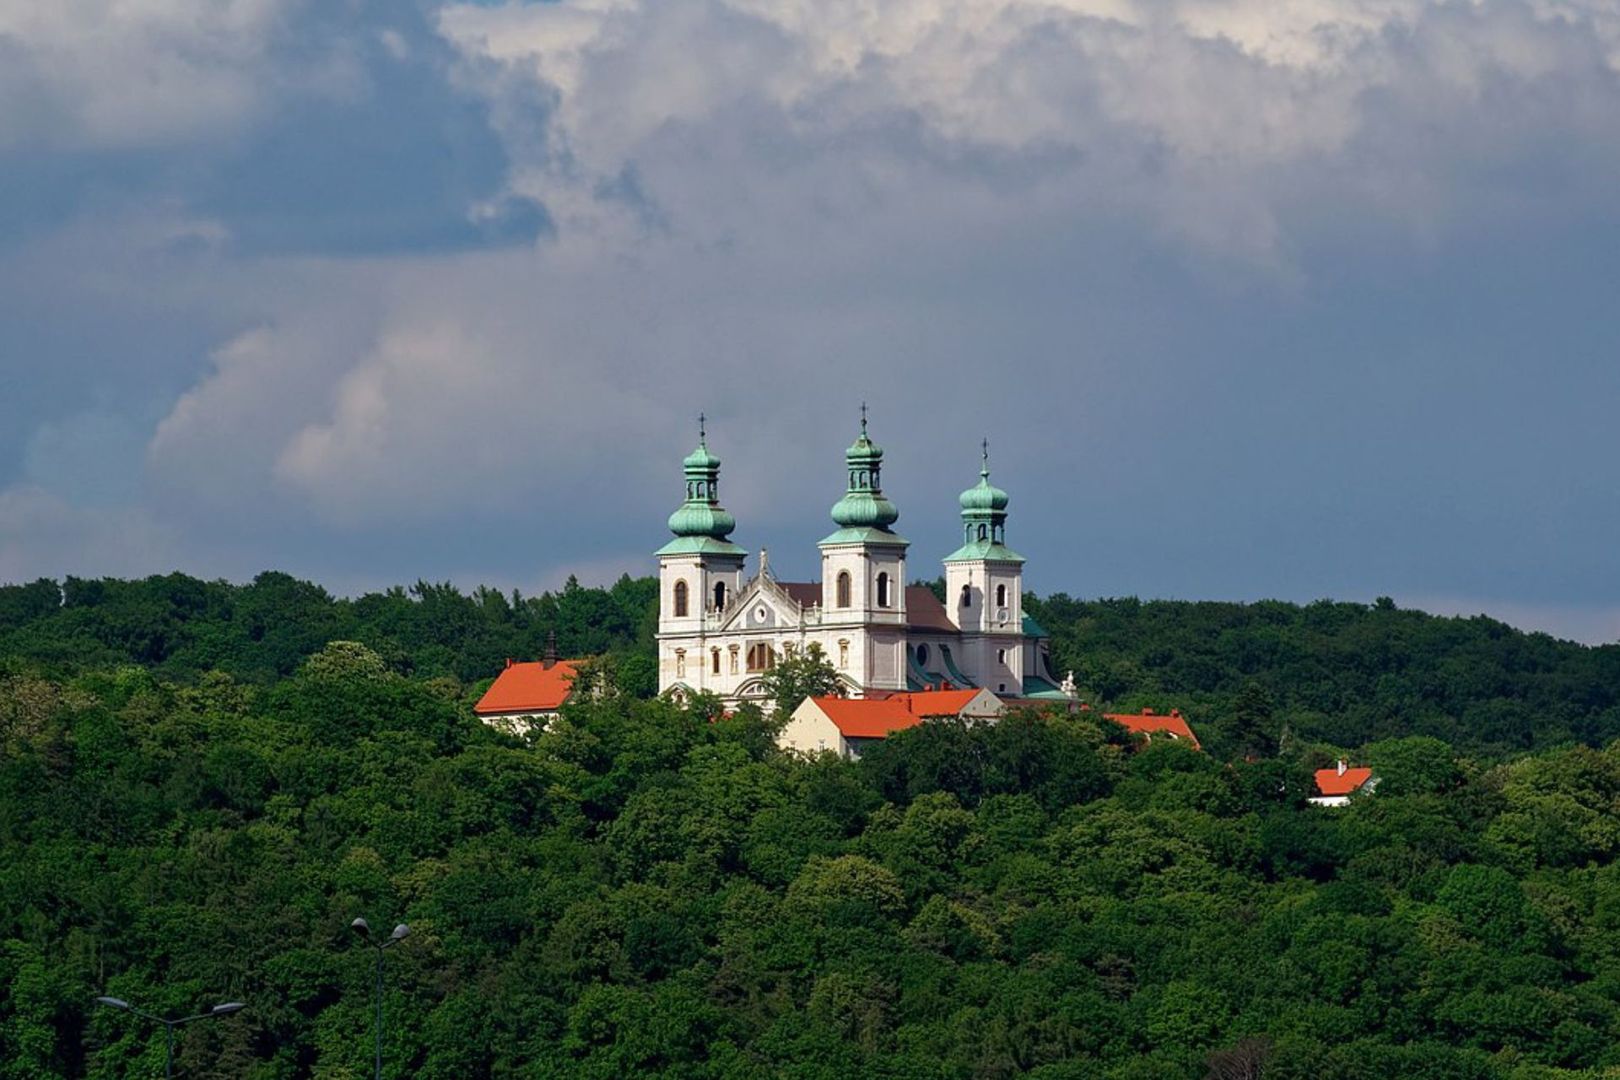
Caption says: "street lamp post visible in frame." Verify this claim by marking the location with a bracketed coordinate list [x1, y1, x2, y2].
[350, 917, 409, 1080]
[95, 996, 245, 1079]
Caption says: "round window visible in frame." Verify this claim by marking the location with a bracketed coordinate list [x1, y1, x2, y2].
[916, 643, 931, 665]
[754, 605, 768, 622]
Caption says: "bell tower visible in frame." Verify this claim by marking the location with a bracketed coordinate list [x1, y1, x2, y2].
[656, 417, 745, 692]
[819, 407, 909, 691]
[944, 442, 1025, 694]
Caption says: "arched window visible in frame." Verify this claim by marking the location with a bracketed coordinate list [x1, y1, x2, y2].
[978, 524, 988, 541]
[960, 584, 971, 608]
[746, 643, 776, 672]
[673, 580, 688, 617]
[713, 581, 727, 612]
[836, 571, 851, 608]
[711, 648, 721, 675]
[995, 584, 1007, 607]
[876, 572, 890, 608]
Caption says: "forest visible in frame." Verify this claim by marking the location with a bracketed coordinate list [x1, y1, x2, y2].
[3, 571, 1620, 1077]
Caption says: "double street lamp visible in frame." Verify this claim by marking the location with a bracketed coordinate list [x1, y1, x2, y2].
[351, 917, 409, 1080]
[94, 996, 245, 1079]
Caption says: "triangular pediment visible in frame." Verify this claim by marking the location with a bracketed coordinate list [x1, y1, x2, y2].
[714, 574, 810, 633]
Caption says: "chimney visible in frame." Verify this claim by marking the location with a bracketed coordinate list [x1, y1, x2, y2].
[1337, 759, 1347, 776]
[543, 631, 558, 670]
[1170, 709, 1181, 718]
[505, 658, 514, 669]
[1143, 707, 1155, 716]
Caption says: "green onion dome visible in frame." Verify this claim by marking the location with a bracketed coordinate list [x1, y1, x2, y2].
[829, 413, 900, 531]
[667, 421, 737, 541]
[959, 465, 1010, 513]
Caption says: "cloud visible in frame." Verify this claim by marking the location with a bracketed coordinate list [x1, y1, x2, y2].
[0, 0, 307, 150]
[0, 485, 181, 582]
[435, 0, 1620, 262]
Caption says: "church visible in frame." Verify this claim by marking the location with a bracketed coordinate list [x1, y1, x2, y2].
[655, 414, 1071, 707]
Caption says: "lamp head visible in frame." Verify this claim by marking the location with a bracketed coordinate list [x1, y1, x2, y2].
[390, 924, 410, 943]
[212, 1003, 246, 1016]
[95, 997, 131, 1012]
[350, 917, 371, 938]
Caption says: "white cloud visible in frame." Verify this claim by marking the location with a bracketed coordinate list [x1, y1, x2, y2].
[437, 0, 1620, 260]
[0, 0, 356, 149]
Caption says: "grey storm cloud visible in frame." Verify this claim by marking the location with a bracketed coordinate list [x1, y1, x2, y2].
[1, 0, 1619, 642]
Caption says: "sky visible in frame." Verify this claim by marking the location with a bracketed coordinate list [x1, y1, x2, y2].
[1, 0, 1619, 643]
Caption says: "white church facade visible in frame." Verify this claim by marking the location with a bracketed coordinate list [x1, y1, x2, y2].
[655, 415, 1071, 707]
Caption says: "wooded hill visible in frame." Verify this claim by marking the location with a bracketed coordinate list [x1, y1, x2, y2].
[3, 572, 1619, 1077]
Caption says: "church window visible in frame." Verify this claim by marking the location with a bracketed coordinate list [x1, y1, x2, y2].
[675, 649, 686, 678]
[747, 643, 776, 672]
[916, 643, 930, 665]
[836, 571, 851, 608]
[978, 524, 988, 541]
[996, 584, 1007, 607]
[997, 648, 1007, 665]
[673, 580, 689, 617]
[960, 584, 971, 608]
[876, 572, 890, 608]
[838, 640, 849, 669]
[714, 581, 727, 612]
[712, 648, 721, 675]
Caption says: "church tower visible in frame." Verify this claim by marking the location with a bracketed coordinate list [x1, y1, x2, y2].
[944, 443, 1025, 694]
[656, 419, 745, 690]
[819, 410, 909, 691]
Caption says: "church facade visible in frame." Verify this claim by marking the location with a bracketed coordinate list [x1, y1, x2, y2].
[654, 416, 1070, 707]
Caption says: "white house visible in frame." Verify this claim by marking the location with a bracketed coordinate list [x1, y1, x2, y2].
[1308, 760, 1378, 807]
[778, 687, 1005, 759]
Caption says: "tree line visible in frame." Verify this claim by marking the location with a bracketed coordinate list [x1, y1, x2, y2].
[2, 572, 1619, 1076]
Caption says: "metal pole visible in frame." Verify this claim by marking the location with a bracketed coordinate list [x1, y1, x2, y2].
[165, 1022, 174, 1080]
[374, 946, 384, 1080]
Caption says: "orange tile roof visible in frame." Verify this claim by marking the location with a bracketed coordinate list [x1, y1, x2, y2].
[895, 689, 983, 715]
[1103, 708, 1202, 750]
[813, 697, 923, 738]
[809, 689, 986, 738]
[475, 659, 581, 715]
[1314, 765, 1374, 797]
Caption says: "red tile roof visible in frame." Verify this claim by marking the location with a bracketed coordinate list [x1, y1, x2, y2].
[778, 582, 822, 608]
[475, 659, 581, 715]
[809, 689, 988, 738]
[1314, 765, 1375, 797]
[906, 587, 959, 633]
[1103, 708, 1202, 750]
[813, 697, 923, 738]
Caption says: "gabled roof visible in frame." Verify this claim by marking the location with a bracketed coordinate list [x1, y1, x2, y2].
[813, 697, 924, 739]
[778, 582, 822, 609]
[1103, 708, 1201, 750]
[475, 659, 581, 715]
[809, 689, 994, 738]
[906, 587, 958, 633]
[1314, 765, 1375, 797]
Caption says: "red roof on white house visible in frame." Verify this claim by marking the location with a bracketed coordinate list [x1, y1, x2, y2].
[475, 658, 581, 715]
[1314, 764, 1375, 797]
[808, 689, 995, 739]
[1103, 708, 1202, 750]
